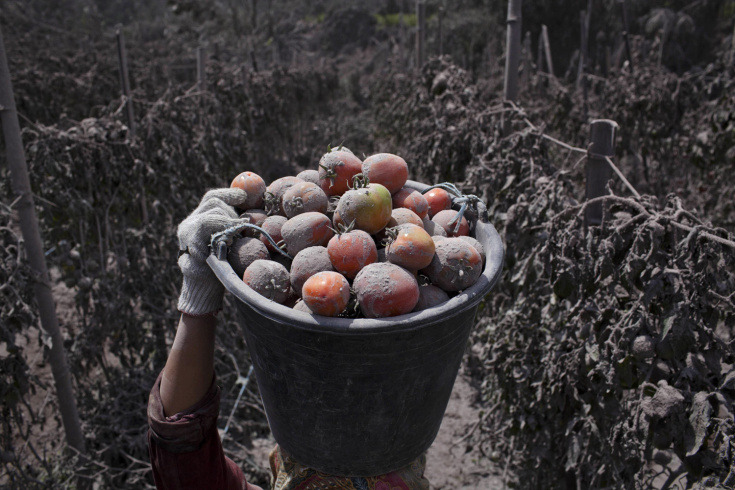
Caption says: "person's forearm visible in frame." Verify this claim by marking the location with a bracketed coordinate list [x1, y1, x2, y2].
[159, 313, 217, 417]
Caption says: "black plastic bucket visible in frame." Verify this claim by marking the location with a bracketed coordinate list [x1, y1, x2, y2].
[207, 180, 504, 477]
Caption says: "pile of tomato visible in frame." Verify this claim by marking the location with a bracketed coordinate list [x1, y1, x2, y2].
[227, 147, 485, 319]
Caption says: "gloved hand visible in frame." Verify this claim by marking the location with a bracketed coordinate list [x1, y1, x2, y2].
[177, 188, 249, 316]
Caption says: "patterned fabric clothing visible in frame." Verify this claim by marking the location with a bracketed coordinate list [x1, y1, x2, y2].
[268, 446, 430, 490]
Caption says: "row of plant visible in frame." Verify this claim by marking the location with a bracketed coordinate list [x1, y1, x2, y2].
[371, 57, 735, 487]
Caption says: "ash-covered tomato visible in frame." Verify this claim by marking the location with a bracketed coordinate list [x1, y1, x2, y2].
[302, 271, 351, 317]
[230, 171, 266, 210]
[282, 181, 329, 218]
[335, 183, 392, 235]
[385, 224, 435, 271]
[265, 176, 304, 216]
[327, 229, 378, 280]
[392, 187, 429, 219]
[413, 284, 450, 311]
[289, 246, 334, 296]
[424, 188, 452, 217]
[259, 215, 287, 253]
[242, 259, 291, 303]
[318, 151, 363, 197]
[281, 212, 335, 256]
[362, 153, 409, 195]
[421, 238, 482, 292]
[353, 263, 419, 318]
[432, 209, 470, 237]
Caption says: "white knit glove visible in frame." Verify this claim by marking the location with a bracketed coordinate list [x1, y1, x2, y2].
[177, 188, 249, 316]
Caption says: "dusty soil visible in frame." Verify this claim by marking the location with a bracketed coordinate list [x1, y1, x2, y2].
[425, 371, 504, 489]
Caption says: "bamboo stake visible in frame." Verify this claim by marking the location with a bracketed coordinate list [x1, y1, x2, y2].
[438, 6, 445, 56]
[586, 5, 592, 76]
[541, 25, 555, 79]
[502, 0, 522, 136]
[658, 16, 673, 68]
[503, 0, 522, 103]
[579, 10, 589, 120]
[596, 31, 607, 77]
[399, 1, 406, 69]
[116, 29, 147, 225]
[115, 28, 135, 137]
[619, 0, 634, 73]
[0, 25, 86, 455]
[577, 10, 587, 88]
[521, 31, 532, 88]
[537, 31, 545, 73]
[416, 0, 426, 69]
[197, 46, 205, 95]
[586, 119, 618, 225]
[250, 48, 258, 72]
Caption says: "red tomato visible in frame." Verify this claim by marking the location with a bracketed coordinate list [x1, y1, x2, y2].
[302, 271, 351, 317]
[327, 229, 378, 280]
[335, 183, 392, 235]
[231, 171, 266, 210]
[392, 187, 429, 219]
[386, 224, 436, 271]
[353, 263, 419, 318]
[362, 153, 408, 195]
[424, 188, 452, 217]
[318, 151, 363, 197]
[432, 210, 470, 237]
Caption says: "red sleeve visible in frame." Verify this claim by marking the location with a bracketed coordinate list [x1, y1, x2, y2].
[147, 371, 249, 490]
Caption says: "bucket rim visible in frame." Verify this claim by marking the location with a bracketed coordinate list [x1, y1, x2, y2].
[208, 180, 504, 335]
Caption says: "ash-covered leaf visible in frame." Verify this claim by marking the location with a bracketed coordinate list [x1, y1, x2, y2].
[721, 369, 735, 391]
[642, 381, 685, 419]
[661, 313, 676, 341]
[565, 432, 582, 471]
[685, 392, 713, 457]
[585, 343, 600, 363]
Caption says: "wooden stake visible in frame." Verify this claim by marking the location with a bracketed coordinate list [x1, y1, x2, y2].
[586, 120, 618, 225]
[116, 28, 135, 137]
[197, 46, 206, 94]
[250, 48, 258, 72]
[541, 25, 555, 78]
[521, 31, 532, 88]
[619, 0, 634, 73]
[729, 22, 735, 67]
[438, 6, 444, 56]
[577, 10, 587, 88]
[399, 1, 406, 68]
[658, 16, 673, 68]
[416, 0, 426, 69]
[0, 25, 86, 455]
[116, 28, 147, 225]
[596, 31, 607, 77]
[585, 0, 592, 73]
[537, 31, 545, 73]
[503, 0, 522, 103]
[579, 10, 589, 120]
[251, 0, 258, 29]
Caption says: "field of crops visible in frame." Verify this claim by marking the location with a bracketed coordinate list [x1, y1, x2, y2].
[2, 1, 734, 488]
